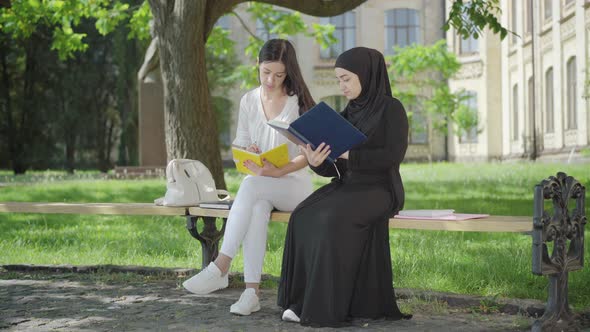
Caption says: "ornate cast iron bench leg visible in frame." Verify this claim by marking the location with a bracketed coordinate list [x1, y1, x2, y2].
[532, 172, 586, 332]
[186, 215, 227, 270]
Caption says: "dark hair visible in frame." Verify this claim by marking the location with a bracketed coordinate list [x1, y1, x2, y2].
[258, 39, 315, 114]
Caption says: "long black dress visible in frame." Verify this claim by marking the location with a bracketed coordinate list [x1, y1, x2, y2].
[277, 96, 409, 327]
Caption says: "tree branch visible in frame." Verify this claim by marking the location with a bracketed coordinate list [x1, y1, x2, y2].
[205, 0, 243, 37]
[254, 0, 366, 17]
[230, 10, 261, 41]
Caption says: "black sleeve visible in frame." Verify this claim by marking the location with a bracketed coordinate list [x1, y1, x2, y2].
[347, 99, 408, 171]
[310, 158, 348, 178]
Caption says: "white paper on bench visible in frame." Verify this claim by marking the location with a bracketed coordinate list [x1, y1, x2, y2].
[398, 209, 455, 218]
[394, 213, 490, 221]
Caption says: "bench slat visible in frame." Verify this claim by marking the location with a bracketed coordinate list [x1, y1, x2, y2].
[0, 202, 187, 216]
[389, 216, 531, 233]
[0, 202, 531, 232]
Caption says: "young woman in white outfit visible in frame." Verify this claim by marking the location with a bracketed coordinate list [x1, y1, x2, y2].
[182, 39, 314, 316]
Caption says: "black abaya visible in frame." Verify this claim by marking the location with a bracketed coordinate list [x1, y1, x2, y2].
[277, 97, 410, 327]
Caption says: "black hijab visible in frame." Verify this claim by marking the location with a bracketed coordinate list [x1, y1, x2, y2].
[335, 47, 392, 138]
[336, 47, 408, 215]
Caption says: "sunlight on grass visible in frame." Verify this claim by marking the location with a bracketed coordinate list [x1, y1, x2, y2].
[1, 163, 589, 309]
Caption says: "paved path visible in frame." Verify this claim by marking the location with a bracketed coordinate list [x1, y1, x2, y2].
[0, 267, 583, 331]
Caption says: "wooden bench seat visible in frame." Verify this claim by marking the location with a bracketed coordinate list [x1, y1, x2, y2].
[0, 202, 532, 233]
[0, 202, 186, 216]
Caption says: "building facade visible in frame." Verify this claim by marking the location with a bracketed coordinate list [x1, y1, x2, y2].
[447, 0, 590, 161]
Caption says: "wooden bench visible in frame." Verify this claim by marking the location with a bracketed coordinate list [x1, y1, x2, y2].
[0, 201, 531, 268]
[0, 171, 585, 331]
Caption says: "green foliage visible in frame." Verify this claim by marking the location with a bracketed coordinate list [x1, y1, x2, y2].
[94, 2, 130, 35]
[444, 0, 510, 40]
[0, 0, 149, 60]
[453, 93, 480, 137]
[0, 2, 145, 172]
[387, 40, 478, 138]
[206, 24, 240, 147]
[207, 26, 236, 58]
[128, 1, 151, 40]
[211, 96, 233, 149]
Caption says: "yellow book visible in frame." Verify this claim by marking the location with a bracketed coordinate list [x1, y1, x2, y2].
[232, 143, 289, 175]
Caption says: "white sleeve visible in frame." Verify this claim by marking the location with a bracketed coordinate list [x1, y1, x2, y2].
[232, 95, 251, 148]
[284, 100, 303, 159]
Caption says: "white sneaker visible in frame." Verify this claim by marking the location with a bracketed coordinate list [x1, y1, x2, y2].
[229, 288, 261, 316]
[182, 262, 228, 295]
[281, 309, 300, 323]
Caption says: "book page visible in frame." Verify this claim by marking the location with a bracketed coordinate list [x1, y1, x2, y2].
[232, 147, 261, 175]
[231, 144, 289, 175]
[267, 120, 307, 146]
[260, 143, 289, 169]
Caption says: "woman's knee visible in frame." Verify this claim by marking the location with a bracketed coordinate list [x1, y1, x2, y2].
[251, 200, 273, 222]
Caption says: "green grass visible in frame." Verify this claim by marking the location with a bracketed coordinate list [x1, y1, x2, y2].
[1, 163, 589, 309]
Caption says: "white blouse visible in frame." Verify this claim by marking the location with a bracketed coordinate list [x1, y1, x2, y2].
[233, 86, 309, 179]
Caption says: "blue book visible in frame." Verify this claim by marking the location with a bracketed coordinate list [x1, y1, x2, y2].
[267, 101, 367, 163]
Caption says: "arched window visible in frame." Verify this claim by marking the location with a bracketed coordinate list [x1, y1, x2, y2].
[543, 0, 552, 21]
[512, 84, 519, 140]
[545, 68, 554, 133]
[459, 91, 478, 143]
[511, 0, 518, 44]
[525, 0, 532, 35]
[566, 57, 577, 130]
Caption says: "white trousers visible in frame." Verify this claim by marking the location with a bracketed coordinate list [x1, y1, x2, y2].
[220, 174, 312, 283]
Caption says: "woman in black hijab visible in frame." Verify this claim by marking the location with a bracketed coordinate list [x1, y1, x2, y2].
[277, 47, 410, 327]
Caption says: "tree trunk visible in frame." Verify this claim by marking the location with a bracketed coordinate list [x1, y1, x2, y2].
[0, 34, 15, 171]
[149, 0, 226, 188]
[65, 134, 76, 174]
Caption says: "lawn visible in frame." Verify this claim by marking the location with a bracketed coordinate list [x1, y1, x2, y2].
[0, 162, 589, 309]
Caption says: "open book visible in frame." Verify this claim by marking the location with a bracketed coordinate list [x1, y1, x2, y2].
[231, 143, 289, 176]
[267, 101, 367, 163]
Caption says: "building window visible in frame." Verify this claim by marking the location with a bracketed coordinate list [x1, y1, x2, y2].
[512, 84, 519, 140]
[384, 8, 421, 55]
[545, 68, 554, 133]
[409, 108, 428, 144]
[320, 95, 348, 112]
[526, 0, 535, 35]
[320, 12, 356, 59]
[511, 0, 518, 44]
[459, 33, 479, 55]
[543, 0, 552, 21]
[527, 77, 534, 139]
[566, 57, 577, 130]
[459, 91, 478, 143]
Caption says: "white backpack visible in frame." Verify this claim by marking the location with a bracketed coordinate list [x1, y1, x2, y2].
[154, 159, 230, 207]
